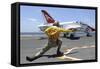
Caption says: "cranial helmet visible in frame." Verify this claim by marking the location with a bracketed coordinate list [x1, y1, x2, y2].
[53, 21, 60, 27]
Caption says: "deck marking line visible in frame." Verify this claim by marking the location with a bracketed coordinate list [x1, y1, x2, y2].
[57, 55, 82, 60]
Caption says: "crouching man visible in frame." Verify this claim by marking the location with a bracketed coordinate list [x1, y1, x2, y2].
[26, 21, 75, 62]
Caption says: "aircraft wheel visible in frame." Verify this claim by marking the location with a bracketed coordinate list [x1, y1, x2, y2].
[86, 33, 92, 37]
[63, 33, 66, 37]
[70, 34, 74, 38]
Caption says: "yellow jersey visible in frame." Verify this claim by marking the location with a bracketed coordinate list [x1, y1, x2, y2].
[44, 26, 73, 40]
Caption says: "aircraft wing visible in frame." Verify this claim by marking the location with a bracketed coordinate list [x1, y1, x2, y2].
[59, 21, 81, 30]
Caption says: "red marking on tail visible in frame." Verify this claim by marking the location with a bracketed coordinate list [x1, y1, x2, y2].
[41, 10, 55, 24]
[88, 26, 95, 31]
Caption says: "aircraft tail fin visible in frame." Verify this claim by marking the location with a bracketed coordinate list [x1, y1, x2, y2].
[41, 10, 55, 24]
[88, 26, 95, 31]
[79, 22, 95, 31]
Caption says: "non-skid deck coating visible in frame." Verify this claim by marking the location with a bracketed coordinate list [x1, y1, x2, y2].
[20, 35, 95, 64]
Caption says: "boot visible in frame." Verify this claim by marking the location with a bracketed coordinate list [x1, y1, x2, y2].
[26, 56, 41, 62]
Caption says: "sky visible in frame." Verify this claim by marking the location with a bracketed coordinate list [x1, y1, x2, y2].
[20, 5, 95, 33]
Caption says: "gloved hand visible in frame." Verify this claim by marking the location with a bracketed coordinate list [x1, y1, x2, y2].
[69, 28, 77, 32]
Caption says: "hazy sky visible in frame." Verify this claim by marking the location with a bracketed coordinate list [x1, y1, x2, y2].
[20, 5, 95, 33]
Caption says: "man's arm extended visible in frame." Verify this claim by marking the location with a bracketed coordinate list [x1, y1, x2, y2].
[59, 27, 74, 32]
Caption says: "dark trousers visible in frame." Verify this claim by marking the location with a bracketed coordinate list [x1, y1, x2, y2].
[34, 39, 62, 57]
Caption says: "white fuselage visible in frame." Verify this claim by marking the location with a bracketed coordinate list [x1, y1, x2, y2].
[38, 21, 81, 32]
[38, 21, 94, 37]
